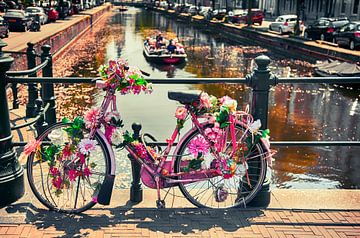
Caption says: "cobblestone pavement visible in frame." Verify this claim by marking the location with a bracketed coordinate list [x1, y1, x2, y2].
[0, 205, 360, 238]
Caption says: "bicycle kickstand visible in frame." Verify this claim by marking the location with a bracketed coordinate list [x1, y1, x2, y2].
[155, 176, 165, 208]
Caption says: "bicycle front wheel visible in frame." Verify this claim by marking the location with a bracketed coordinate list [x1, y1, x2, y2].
[27, 122, 111, 213]
[175, 123, 267, 208]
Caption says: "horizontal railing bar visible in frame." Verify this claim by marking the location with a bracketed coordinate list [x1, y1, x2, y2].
[147, 141, 360, 147]
[278, 77, 360, 84]
[3, 51, 28, 55]
[6, 77, 247, 84]
[7, 76, 360, 85]
[10, 103, 50, 130]
[12, 142, 27, 147]
[6, 59, 49, 77]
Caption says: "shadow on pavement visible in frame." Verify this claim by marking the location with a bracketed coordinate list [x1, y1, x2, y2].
[3, 201, 264, 237]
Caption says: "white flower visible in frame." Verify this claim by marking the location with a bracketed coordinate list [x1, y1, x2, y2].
[201, 154, 214, 170]
[48, 129, 65, 146]
[78, 139, 97, 155]
[111, 129, 124, 145]
[236, 162, 248, 177]
[249, 119, 262, 133]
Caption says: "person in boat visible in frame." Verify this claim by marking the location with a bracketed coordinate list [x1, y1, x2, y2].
[156, 32, 165, 48]
[167, 40, 176, 54]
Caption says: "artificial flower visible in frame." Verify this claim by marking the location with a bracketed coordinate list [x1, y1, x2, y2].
[52, 176, 63, 189]
[249, 119, 262, 133]
[220, 96, 237, 112]
[62, 144, 72, 158]
[47, 129, 65, 146]
[84, 108, 100, 129]
[83, 166, 92, 177]
[175, 107, 187, 120]
[111, 129, 124, 145]
[68, 169, 78, 182]
[77, 152, 86, 164]
[49, 167, 59, 177]
[78, 139, 97, 155]
[104, 111, 121, 123]
[200, 92, 211, 109]
[105, 125, 116, 144]
[187, 135, 209, 157]
[24, 139, 40, 155]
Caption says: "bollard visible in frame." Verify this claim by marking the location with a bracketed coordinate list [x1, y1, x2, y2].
[26, 42, 38, 118]
[245, 55, 277, 208]
[128, 123, 143, 203]
[0, 40, 24, 207]
[41, 45, 56, 126]
[34, 98, 48, 135]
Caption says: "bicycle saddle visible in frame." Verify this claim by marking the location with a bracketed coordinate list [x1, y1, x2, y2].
[168, 90, 202, 104]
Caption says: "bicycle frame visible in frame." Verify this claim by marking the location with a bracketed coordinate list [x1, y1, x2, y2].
[93, 87, 242, 190]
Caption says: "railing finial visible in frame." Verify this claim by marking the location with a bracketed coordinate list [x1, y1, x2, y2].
[254, 54, 271, 72]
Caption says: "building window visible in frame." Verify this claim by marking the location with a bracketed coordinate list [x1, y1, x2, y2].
[354, 0, 359, 14]
[341, 0, 346, 13]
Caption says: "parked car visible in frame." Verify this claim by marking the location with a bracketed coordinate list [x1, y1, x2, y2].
[3, 10, 33, 32]
[269, 15, 298, 34]
[212, 9, 226, 21]
[0, 16, 9, 38]
[44, 7, 59, 22]
[188, 5, 198, 15]
[229, 9, 264, 25]
[25, 7, 48, 25]
[333, 22, 360, 50]
[304, 17, 349, 41]
[0, 2, 8, 12]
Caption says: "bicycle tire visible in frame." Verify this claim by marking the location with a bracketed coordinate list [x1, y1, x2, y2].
[174, 123, 267, 208]
[27, 122, 111, 213]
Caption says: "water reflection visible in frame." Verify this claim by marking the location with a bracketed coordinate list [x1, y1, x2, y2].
[69, 8, 360, 189]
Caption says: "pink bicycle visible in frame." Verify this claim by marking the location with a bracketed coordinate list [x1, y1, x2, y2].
[25, 59, 274, 213]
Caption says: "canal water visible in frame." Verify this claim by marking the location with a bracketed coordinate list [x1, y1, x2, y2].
[72, 7, 360, 189]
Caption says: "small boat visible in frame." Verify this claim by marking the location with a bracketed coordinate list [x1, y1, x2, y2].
[118, 6, 128, 12]
[143, 38, 187, 64]
[314, 60, 360, 77]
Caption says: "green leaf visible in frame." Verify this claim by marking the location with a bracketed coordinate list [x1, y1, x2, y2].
[262, 129, 270, 138]
[62, 118, 70, 123]
[90, 162, 97, 168]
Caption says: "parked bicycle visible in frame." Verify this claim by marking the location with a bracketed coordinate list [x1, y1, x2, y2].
[24, 58, 274, 213]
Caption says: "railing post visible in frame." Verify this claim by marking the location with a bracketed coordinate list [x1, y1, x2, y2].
[245, 55, 276, 208]
[11, 83, 18, 109]
[246, 55, 277, 130]
[0, 40, 24, 207]
[41, 45, 56, 126]
[34, 98, 48, 135]
[128, 123, 143, 203]
[26, 42, 38, 118]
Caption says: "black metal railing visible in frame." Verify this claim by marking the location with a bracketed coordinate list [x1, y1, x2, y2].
[2, 39, 360, 206]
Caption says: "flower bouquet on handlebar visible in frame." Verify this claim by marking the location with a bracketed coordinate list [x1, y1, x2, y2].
[24, 58, 275, 213]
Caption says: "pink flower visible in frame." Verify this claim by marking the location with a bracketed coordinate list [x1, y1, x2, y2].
[188, 135, 209, 157]
[77, 152, 86, 164]
[84, 108, 100, 129]
[62, 144, 72, 158]
[24, 139, 40, 155]
[105, 125, 116, 143]
[68, 169, 77, 182]
[50, 167, 59, 176]
[52, 176, 63, 189]
[92, 196, 98, 203]
[200, 92, 211, 109]
[83, 166, 92, 177]
[95, 80, 108, 89]
[78, 139, 97, 155]
[175, 107, 187, 120]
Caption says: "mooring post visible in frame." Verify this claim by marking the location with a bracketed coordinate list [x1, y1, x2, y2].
[128, 123, 143, 203]
[0, 40, 24, 207]
[41, 45, 56, 126]
[26, 42, 38, 118]
[245, 55, 277, 208]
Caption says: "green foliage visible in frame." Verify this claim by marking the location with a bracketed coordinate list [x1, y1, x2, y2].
[123, 131, 135, 144]
[183, 153, 203, 172]
[63, 117, 85, 140]
[43, 144, 61, 163]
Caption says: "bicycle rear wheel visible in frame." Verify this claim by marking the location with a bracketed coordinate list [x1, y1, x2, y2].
[175, 123, 267, 208]
[27, 122, 111, 213]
